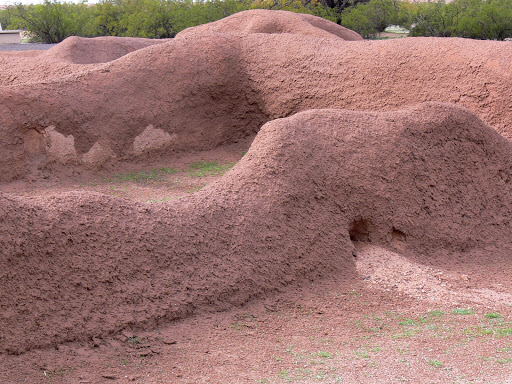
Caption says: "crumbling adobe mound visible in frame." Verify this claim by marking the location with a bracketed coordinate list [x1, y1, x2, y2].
[0, 36, 166, 87]
[1, 10, 512, 181]
[177, 9, 363, 41]
[1, 103, 511, 353]
[42, 36, 167, 64]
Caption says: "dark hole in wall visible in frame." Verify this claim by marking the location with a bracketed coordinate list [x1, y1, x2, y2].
[349, 219, 370, 242]
[391, 227, 406, 243]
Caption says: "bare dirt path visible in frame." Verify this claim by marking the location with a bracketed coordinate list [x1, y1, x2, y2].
[2, 275, 512, 383]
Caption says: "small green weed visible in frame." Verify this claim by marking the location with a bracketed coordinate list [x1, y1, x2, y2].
[185, 186, 204, 194]
[485, 312, 502, 319]
[426, 359, 444, 368]
[497, 358, 512, 364]
[397, 347, 408, 354]
[464, 324, 512, 338]
[278, 369, 291, 380]
[316, 351, 333, 359]
[452, 308, 475, 315]
[354, 350, 370, 359]
[428, 310, 445, 318]
[478, 356, 512, 364]
[111, 167, 178, 183]
[496, 328, 512, 337]
[392, 329, 419, 339]
[146, 197, 172, 203]
[188, 161, 234, 177]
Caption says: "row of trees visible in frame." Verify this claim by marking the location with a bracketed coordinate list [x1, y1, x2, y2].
[0, 0, 511, 43]
[342, 0, 512, 39]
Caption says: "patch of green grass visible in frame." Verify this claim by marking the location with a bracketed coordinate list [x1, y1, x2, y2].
[397, 346, 408, 354]
[496, 328, 512, 337]
[485, 312, 502, 319]
[111, 167, 178, 183]
[313, 351, 333, 359]
[278, 369, 292, 381]
[270, 366, 342, 382]
[427, 310, 445, 318]
[478, 356, 512, 364]
[392, 329, 420, 339]
[354, 350, 370, 359]
[426, 359, 444, 368]
[314, 370, 328, 380]
[185, 186, 204, 194]
[187, 161, 234, 177]
[497, 358, 512, 364]
[463, 324, 512, 338]
[452, 308, 475, 315]
[399, 319, 416, 326]
[146, 197, 172, 203]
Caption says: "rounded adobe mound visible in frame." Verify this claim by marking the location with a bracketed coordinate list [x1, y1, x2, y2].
[1, 103, 511, 353]
[42, 36, 167, 64]
[177, 9, 363, 41]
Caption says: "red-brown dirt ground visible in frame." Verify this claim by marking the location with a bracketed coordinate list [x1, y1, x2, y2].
[1, 9, 512, 384]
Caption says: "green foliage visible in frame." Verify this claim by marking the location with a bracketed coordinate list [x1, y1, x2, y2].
[0, 8, 12, 30]
[3, 0, 511, 43]
[407, 0, 462, 37]
[426, 359, 444, 368]
[187, 161, 234, 177]
[110, 167, 178, 183]
[452, 308, 475, 315]
[4, 0, 252, 42]
[340, 0, 403, 37]
[91, 0, 124, 36]
[407, 0, 512, 40]
[7, 1, 95, 43]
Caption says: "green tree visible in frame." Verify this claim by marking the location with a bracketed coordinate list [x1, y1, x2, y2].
[407, 1, 463, 37]
[7, 1, 94, 43]
[340, 0, 402, 37]
[478, 0, 512, 40]
[92, 0, 124, 36]
[0, 7, 12, 30]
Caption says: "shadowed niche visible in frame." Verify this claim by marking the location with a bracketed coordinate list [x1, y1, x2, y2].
[349, 218, 371, 243]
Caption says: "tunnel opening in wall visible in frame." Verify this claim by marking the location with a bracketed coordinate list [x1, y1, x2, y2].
[349, 218, 371, 243]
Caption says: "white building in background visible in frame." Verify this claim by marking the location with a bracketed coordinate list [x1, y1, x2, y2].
[0, 4, 22, 43]
[0, 29, 22, 44]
